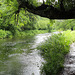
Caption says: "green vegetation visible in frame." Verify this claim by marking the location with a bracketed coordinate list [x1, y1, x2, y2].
[0, 29, 48, 39]
[37, 30, 75, 75]
[0, 0, 52, 39]
[0, 29, 12, 39]
[52, 19, 75, 31]
[0, 0, 75, 75]
[14, 30, 48, 38]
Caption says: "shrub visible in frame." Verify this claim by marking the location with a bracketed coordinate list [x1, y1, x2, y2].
[0, 30, 12, 39]
[37, 32, 71, 75]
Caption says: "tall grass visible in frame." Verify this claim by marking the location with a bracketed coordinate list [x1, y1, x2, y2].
[37, 30, 75, 75]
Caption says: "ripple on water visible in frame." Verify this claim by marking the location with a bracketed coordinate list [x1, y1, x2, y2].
[18, 49, 44, 75]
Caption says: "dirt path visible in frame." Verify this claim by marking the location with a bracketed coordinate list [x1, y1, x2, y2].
[62, 43, 75, 75]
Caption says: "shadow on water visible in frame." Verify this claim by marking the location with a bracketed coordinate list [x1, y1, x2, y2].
[0, 36, 35, 75]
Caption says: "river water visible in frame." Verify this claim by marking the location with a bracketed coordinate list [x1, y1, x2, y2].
[0, 33, 54, 75]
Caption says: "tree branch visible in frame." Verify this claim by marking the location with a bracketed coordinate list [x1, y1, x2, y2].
[60, 0, 65, 11]
[17, 1, 75, 19]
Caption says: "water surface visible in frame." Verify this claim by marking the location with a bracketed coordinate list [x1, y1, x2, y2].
[0, 32, 60, 75]
[0, 33, 52, 75]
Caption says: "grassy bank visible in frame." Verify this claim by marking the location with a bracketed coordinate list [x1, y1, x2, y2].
[16, 30, 48, 37]
[0, 30, 48, 39]
[37, 30, 75, 75]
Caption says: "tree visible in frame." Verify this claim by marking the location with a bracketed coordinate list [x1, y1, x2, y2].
[53, 19, 75, 30]
[0, 0, 38, 31]
[0, 0, 52, 31]
[15, 0, 75, 19]
[19, 10, 38, 30]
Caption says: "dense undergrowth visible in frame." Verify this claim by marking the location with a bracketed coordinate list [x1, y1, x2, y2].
[37, 30, 75, 75]
[0, 29, 48, 39]
[0, 30, 12, 39]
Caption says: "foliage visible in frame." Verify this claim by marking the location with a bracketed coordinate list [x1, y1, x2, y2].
[37, 30, 75, 75]
[2, 0, 75, 19]
[0, 29, 48, 39]
[19, 10, 38, 30]
[36, 17, 50, 30]
[0, 0, 52, 33]
[0, 29, 12, 39]
[0, 0, 55, 39]
[0, 1, 38, 31]
[53, 19, 75, 31]
[63, 30, 75, 43]
[14, 30, 48, 38]
[26, 0, 75, 9]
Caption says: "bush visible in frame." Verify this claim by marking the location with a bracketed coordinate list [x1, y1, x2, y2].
[0, 30, 12, 39]
[37, 32, 71, 75]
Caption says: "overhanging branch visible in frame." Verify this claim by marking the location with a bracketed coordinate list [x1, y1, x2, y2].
[17, 1, 75, 19]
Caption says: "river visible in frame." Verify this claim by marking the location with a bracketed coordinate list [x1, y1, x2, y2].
[0, 33, 54, 75]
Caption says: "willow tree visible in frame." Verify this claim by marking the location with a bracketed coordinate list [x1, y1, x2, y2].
[14, 0, 75, 19]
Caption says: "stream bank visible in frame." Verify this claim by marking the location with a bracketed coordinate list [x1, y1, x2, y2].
[61, 43, 75, 75]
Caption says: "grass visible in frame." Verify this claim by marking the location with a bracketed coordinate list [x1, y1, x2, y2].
[0, 29, 48, 39]
[13, 30, 48, 38]
[37, 30, 75, 75]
